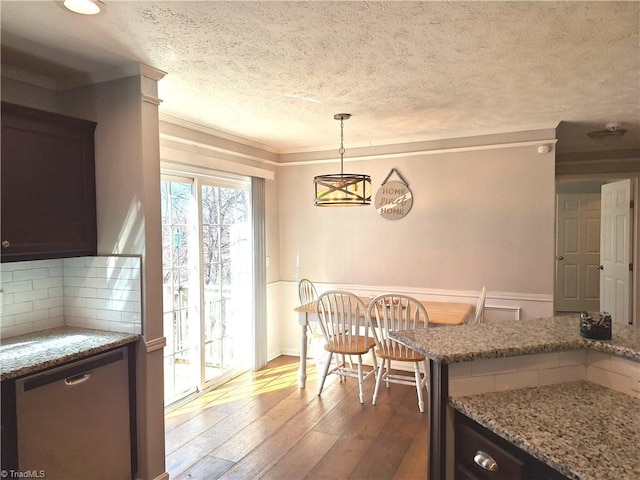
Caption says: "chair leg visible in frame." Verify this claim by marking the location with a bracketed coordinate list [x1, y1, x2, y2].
[370, 349, 378, 380]
[369, 349, 378, 386]
[372, 358, 385, 406]
[385, 358, 391, 388]
[341, 354, 350, 381]
[422, 359, 430, 394]
[414, 362, 425, 413]
[318, 352, 334, 396]
[356, 354, 365, 404]
[346, 354, 354, 371]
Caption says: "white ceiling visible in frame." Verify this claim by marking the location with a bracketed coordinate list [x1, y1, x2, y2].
[1, 1, 639, 155]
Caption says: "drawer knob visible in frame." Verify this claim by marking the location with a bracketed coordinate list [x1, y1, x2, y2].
[1, 240, 9, 248]
[474, 450, 499, 471]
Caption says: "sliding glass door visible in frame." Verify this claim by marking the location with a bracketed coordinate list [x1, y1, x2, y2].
[201, 184, 251, 383]
[162, 174, 253, 405]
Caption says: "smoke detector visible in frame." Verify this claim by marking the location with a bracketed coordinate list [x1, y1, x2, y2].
[587, 122, 628, 144]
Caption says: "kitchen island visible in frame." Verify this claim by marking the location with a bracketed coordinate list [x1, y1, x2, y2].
[451, 381, 638, 480]
[390, 315, 640, 480]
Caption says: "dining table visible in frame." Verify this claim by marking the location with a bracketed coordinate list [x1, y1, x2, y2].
[293, 296, 473, 388]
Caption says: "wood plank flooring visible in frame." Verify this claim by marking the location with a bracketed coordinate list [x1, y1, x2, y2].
[165, 355, 429, 480]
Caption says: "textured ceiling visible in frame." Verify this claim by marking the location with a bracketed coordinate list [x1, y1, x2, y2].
[1, 1, 639, 155]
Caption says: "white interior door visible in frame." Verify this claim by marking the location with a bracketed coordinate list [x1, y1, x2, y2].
[555, 194, 601, 312]
[600, 179, 633, 325]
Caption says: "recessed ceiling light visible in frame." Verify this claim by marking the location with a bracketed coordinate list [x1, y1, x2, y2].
[63, 0, 106, 15]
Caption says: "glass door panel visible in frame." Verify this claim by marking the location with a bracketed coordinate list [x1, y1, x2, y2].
[161, 179, 198, 404]
[201, 185, 251, 384]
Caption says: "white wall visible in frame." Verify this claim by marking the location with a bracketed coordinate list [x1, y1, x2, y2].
[273, 139, 557, 357]
[278, 143, 556, 292]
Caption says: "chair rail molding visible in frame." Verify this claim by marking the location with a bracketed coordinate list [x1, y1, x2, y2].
[144, 336, 167, 353]
[276, 280, 550, 326]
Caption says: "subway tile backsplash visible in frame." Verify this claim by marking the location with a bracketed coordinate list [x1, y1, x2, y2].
[1, 256, 142, 338]
[63, 256, 142, 335]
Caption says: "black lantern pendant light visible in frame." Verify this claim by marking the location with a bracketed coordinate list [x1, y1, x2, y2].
[313, 113, 371, 206]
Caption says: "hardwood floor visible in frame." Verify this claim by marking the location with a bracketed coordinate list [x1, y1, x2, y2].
[165, 355, 429, 480]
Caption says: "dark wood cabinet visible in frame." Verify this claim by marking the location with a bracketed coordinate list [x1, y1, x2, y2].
[455, 412, 570, 480]
[1, 102, 97, 262]
[1, 378, 18, 472]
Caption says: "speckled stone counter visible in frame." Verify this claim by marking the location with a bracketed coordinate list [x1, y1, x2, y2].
[389, 314, 640, 480]
[0, 326, 139, 380]
[390, 314, 640, 363]
[450, 381, 640, 480]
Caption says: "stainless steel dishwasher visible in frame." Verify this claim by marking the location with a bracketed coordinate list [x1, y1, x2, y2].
[15, 347, 131, 480]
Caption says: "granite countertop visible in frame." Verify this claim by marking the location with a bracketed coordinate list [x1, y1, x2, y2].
[390, 315, 640, 363]
[450, 381, 640, 480]
[0, 326, 139, 381]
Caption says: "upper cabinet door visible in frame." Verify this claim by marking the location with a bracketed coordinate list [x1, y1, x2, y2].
[1, 102, 97, 262]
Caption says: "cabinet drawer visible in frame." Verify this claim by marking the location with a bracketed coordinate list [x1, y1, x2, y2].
[456, 419, 526, 480]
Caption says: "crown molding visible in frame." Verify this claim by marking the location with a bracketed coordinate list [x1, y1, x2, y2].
[2, 62, 167, 91]
[160, 145, 276, 180]
[58, 63, 167, 90]
[1, 64, 58, 90]
[277, 138, 559, 166]
[159, 113, 280, 155]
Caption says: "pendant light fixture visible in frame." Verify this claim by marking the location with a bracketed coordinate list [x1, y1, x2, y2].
[313, 114, 371, 206]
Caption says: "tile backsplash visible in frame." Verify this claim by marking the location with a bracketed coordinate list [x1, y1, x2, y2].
[449, 350, 588, 397]
[1, 256, 142, 339]
[449, 349, 639, 399]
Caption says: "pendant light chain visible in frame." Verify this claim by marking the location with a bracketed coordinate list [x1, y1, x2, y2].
[339, 115, 346, 175]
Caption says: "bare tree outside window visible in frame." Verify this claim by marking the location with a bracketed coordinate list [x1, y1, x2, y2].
[161, 179, 193, 402]
[161, 177, 251, 405]
[202, 186, 249, 372]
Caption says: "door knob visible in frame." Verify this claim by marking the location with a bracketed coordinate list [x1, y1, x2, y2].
[1, 240, 9, 248]
[556, 255, 564, 261]
[598, 265, 604, 270]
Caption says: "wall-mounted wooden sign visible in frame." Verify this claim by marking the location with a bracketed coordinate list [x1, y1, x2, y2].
[374, 169, 413, 220]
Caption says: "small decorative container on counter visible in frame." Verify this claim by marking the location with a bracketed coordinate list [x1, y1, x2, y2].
[580, 311, 612, 340]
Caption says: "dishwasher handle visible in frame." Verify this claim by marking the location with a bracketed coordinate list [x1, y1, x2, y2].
[65, 372, 92, 386]
[19, 349, 124, 392]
